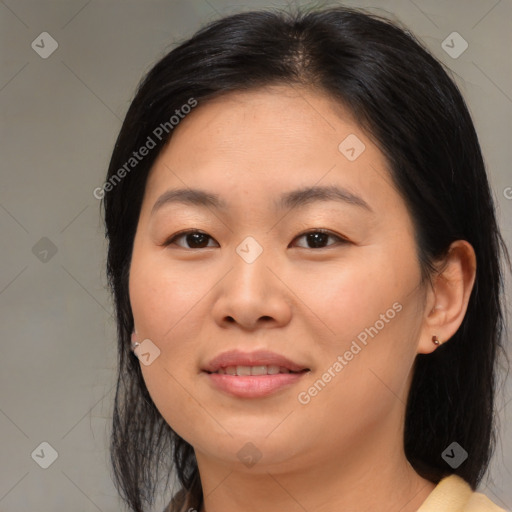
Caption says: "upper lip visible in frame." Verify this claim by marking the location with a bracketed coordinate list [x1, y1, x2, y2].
[202, 349, 310, 373]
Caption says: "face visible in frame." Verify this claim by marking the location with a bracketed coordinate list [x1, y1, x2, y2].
[129, 85, 430, 473]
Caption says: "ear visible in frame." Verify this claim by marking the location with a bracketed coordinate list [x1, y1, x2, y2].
[417, 240, 477, 354]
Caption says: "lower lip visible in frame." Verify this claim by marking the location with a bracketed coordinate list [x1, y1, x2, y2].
[203, 371, 308, 398]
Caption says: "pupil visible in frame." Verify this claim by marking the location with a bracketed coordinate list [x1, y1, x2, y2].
[307, 232, 328, 248]
[187, 233, 209, 248]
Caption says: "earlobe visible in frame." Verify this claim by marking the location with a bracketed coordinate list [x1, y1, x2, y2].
[417, 240, 477, 355]
[131, 330, 140, 352]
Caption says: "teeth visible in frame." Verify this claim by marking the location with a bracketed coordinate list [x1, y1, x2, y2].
[267, 365, 281, 375]
[250, 365, 267, 376]
[237, 365, 252, 376]
[214, 365, 295, 375]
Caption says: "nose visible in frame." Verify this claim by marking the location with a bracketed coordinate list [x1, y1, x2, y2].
[211, 241, 292, 331]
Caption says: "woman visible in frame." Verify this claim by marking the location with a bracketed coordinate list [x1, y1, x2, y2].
[101, 5, 511, 512]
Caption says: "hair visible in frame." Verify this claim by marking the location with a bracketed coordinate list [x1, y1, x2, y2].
[101, 4, 511, 511]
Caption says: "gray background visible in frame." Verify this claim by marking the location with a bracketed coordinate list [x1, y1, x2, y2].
[0, 0, 511, 511]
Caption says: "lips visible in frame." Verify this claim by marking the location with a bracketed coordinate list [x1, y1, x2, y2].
[202, 349, 310, 374]
[212, 365, 305, 375]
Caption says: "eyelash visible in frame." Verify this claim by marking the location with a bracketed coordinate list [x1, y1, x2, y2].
[162, 228, 349, 250]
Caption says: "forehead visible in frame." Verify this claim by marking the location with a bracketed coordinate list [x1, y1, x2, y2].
[159, 85, 361, 163]
[142, 85, 399, 218]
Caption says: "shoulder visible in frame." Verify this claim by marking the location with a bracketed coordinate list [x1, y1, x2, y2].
[417, 474, 508, 512]
[465, 490, 509, 512]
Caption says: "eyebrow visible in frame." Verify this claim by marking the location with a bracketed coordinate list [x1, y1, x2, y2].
[151, 184, 373, 216]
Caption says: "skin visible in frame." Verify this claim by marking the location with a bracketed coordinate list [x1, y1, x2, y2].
[128, 85, 476, 512]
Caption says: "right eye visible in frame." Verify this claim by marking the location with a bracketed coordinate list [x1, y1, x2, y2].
[162, 230, 219, 249]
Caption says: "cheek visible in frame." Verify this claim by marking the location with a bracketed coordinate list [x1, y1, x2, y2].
[128, 248, 226, 403]
[292, 244, 423, 399]
[129, 249, 207, 342]
[129, 265, 211, 420]
[294, 246, 420, 346]
[129, 255, 214, 443]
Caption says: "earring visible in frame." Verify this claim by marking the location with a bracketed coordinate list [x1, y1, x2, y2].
[131, 331, 140, 352]
[432, 335, 441, 346]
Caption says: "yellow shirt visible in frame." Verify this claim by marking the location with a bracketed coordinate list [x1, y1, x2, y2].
[166, 474, 509, 511]
[417, 474, 508, 512]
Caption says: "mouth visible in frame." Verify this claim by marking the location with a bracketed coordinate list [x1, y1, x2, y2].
[202, 349, 311, 375]
[204, 365, 310, 376]
[201, 349, 311, 398]
[203, 366, 310, 399]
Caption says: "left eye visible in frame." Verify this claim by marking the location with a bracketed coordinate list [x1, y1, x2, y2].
[163, 229, 348, 250]
[292, 229, 348, 249]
